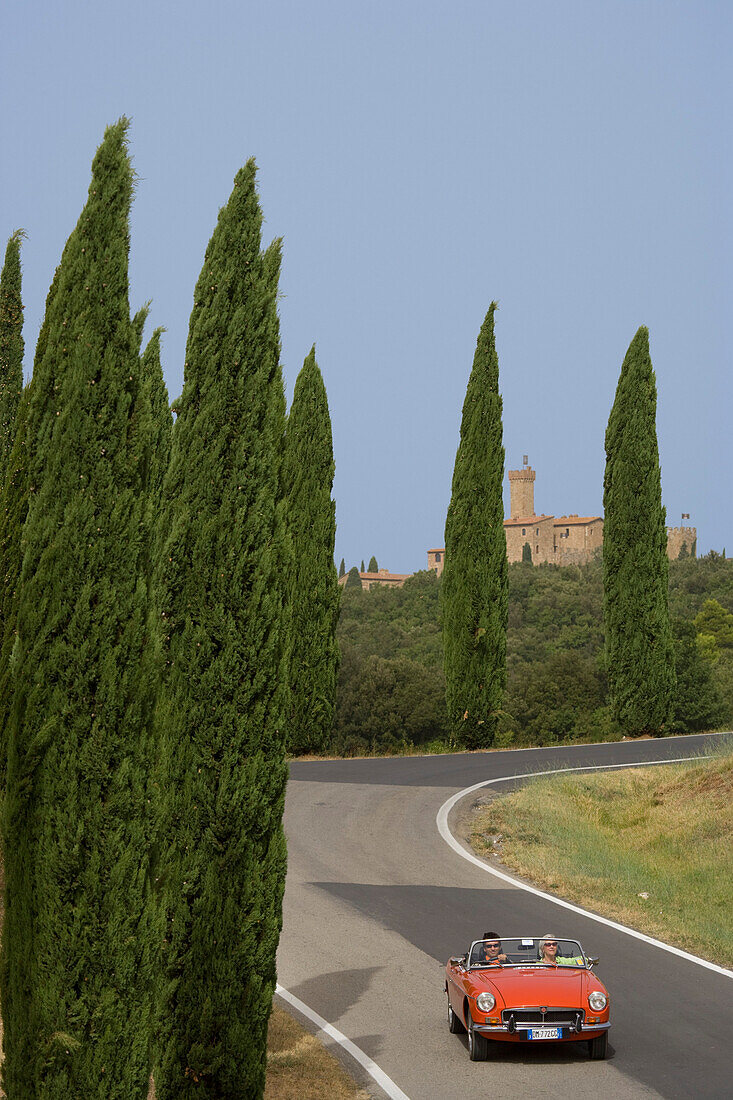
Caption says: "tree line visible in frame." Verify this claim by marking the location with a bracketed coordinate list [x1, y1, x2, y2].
[332, 554, 731, 756]
[0, 121, 339, 1098]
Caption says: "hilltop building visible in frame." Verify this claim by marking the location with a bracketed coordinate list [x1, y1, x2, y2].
[338, 568, 411, 591]
[428, 460, 696, 574]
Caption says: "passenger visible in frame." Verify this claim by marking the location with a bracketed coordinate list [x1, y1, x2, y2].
[477, 931, 508, 964]
[538, 934, 584, 966]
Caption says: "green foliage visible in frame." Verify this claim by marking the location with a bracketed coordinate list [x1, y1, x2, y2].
[344, 565, 362, 589]
[154, 161, 290, 1100]
[694, 599, 733, 650]
[670, 618, 727, 732]
[522, 541, 532, 564]
[332, 556, 733, 756]
[442, 303, 507, 747]
[603, 327, 675, 735]
[141, 327, 171, 511]
[338, 557, 345, 578]
[1, 119, 157, 1097]
[0, 230, 25, 479]
[284, 347, 339, 754]
[368, 555, 378, 572]
[360, 558, 365, 572]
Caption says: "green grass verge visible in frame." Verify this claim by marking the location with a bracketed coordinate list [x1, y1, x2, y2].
[469, 744, 733, 967]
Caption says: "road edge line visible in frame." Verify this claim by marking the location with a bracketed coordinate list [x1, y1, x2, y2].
[436, 756, 733, 980]
[275, 983, 411, 1100]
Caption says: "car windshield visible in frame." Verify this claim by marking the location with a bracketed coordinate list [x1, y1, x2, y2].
[468, 937, 587, 968]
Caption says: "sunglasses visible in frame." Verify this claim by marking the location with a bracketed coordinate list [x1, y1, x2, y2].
[544, 941, 558, 947]
[485, 943, 501, 949]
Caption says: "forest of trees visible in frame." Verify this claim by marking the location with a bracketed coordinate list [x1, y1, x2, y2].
[330, 553, 733, 756]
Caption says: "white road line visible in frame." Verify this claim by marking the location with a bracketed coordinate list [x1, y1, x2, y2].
[437, 755, 733, 980]
[275, 983, 411, 1100]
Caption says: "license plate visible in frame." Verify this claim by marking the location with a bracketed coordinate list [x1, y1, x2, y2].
[527, 1027, 561, 1040]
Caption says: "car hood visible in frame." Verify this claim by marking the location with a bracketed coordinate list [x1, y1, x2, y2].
[472, 967, 588, 1005]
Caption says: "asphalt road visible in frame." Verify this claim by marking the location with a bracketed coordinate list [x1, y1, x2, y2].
[276, 733, 732, 1099]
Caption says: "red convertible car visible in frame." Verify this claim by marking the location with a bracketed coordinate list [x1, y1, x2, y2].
[445, 935, 610, 1060]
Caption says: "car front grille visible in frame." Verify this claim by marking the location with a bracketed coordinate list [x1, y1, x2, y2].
[502, 1008, 585, 1028]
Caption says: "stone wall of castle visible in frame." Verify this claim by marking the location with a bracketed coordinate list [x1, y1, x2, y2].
[666, 526, 697, 560]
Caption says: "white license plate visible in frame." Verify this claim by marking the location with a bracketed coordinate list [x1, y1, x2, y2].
[527, 1027, 561, 1040]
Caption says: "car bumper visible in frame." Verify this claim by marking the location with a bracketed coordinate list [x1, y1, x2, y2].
[474, 1022, 610, 1036]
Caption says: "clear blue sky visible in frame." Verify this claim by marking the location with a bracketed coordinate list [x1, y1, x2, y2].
[2, 1, 730, 571]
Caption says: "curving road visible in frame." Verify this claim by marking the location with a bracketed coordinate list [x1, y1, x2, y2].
[276, 733, 732, 1099]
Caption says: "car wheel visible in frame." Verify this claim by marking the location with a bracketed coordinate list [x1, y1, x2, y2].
[467, 1011, 489, 1061]
[588, 1031, 608, 1060]
[448, 997, 466, 1034]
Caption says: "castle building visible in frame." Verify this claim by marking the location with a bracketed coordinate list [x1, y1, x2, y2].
[428, 461, 696, 574]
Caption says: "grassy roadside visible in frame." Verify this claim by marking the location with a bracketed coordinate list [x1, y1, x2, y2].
[265, 1005, 368, 1099]
[468, 745, 733, 967]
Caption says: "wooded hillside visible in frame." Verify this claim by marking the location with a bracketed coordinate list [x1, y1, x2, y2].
[330, 553, 733, 756]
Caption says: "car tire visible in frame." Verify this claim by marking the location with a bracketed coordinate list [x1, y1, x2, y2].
[467, 1012, 489, 1061]
[448, 998, 466, 1034]
[588, 1031, 608, 1060]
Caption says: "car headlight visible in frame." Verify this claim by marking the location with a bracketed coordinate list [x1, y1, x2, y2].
[588, 991, 607, 1012]
[477, 992, 496, 1012]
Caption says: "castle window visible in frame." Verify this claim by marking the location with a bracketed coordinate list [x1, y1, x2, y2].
[522, 528, 526, 536]
[566, 528, 569, 536]
[536, 528, 539, 536]
[435, 552, 441, 563]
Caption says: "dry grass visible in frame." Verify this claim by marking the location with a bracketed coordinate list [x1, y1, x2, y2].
[469, 746, 733, 966]
[265, 1005, 369, 1099]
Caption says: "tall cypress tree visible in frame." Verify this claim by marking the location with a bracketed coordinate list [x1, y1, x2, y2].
[603, 326, 675, 735]
[283, 346, 339, 755]
[141, 326, 171, 508]
[344, 565, 362, 589]
[338, 557, 345, 578]
[154, 161, 290, 1100]
[0, 230, 25, 480]
[442, 303, 507, 748]
[0, 267, 60, 786]
[1, 119, 157, 1097]
[368, 555, 378, 572]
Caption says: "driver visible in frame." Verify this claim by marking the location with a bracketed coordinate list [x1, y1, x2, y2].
[477, 931, 508, 964]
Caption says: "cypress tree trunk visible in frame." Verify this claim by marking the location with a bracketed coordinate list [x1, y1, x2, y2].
[603, 326, 675, 735]
[442, 303, 507, 748]
[283, 346, 339, 755]
[1, 119, 157, 1097]
[154, 161, 290, 1100]
[0, 230, 25, 480]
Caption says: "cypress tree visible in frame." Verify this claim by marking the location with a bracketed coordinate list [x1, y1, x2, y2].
[141, 326, 171, 508]
[154, 161, 290, 1100]
[368, 555, 378, 573]
[360, 558, 365, 572]
[1, 119, 157, 1096]
[603, 326, 675, 735]
[344, 565, 362, 590]
[0, 267, 60, 786]
[522, 541, 532, 564]
[283, 346, 339, 755]
[0, 230, 25, 479]
[338, 557, 345, 578]
[442, 303, 507, 748]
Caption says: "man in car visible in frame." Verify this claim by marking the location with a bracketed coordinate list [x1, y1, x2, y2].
[477, 931, 508, 964]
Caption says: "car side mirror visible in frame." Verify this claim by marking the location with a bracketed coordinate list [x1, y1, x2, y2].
[588, 956, 599, 968]
[449, 956, 464, 967]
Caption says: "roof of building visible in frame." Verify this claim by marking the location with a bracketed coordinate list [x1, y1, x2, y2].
[338, 570, 412, 585]
[553, 515, 602, 525]
[504, 514, 555, 527]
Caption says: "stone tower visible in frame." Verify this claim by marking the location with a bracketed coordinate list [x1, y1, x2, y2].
[508, 463, 536, 518]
